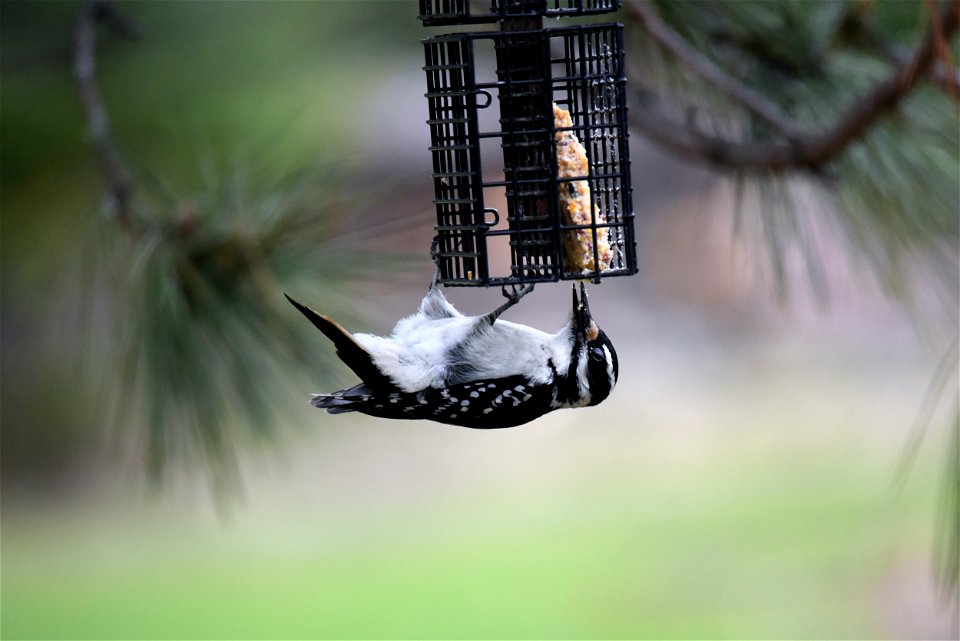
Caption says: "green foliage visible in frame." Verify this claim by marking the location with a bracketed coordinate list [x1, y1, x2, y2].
[84, 150, 406, 489]
[1, 1, 420, 489]
[632, 1, 959, 310]
[629, 0, 959, 594]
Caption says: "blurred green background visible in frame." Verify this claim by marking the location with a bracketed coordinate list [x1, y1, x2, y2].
[1, 1, 956, 639]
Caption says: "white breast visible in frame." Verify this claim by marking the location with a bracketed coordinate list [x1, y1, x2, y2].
[353, 312, 572, 393]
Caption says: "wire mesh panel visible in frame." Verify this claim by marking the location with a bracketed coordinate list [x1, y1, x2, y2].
[423, 36, 485, 282]
[495, 29, 557, 282]
[419, 0, 621, 26]
[423, 23, 636, 285]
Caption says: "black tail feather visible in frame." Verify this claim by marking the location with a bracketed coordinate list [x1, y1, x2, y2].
[311, 395, 358, 413]
[310, 383, 374, 414]
[285, 294, 394, 389]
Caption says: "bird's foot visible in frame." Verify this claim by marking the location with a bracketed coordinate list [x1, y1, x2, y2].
[500, 283, 534, 305]
[487, 283, 534, 322]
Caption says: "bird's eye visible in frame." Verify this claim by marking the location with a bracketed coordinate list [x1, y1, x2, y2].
[590, 347, 605, 360]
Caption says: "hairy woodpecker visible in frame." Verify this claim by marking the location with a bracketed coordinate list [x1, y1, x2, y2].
[285, 281, 618, 429]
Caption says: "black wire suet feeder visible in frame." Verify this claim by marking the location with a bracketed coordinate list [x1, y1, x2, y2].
[420, 0, 637, 286]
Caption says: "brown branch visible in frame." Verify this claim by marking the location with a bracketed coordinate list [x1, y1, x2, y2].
[623, 0, 805, 141]
[628, 0, 960, 173]
[924, 0, 959, 99]
[73, 0, 140, 231]
[629, 96, 802, 172]
[882, 43, 960, 97]
[842, 1, 960, 97]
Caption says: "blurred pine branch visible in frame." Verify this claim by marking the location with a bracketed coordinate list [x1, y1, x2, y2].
[72, 1, 414, 490]
[624, 0, 959, 596]
[624, 0, 958, 301]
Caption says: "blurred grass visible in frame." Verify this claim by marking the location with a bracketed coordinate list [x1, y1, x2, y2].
[1, 420, 941, 639]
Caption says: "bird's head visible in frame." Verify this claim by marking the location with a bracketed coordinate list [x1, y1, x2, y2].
[563, 283, 618, 407]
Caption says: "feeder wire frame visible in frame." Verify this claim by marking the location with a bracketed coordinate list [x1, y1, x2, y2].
[418, 0, 620, 26]
[423, 22, 637, 287]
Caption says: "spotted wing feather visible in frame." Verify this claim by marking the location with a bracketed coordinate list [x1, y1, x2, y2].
[345, 375, 554, 429]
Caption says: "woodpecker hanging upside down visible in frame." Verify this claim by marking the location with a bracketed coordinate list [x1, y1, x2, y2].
[285, 269, 618, 429]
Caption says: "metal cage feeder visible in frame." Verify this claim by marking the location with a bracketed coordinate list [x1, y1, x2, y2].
[419, 0, 622, 25]
[420, 0, 637, 286]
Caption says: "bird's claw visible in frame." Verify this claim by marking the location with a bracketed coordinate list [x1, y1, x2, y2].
[486, 283, 534, 323]
[501, 283, 534, 303]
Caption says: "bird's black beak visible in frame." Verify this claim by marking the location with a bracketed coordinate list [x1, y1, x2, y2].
[572, 282, 597, 346]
